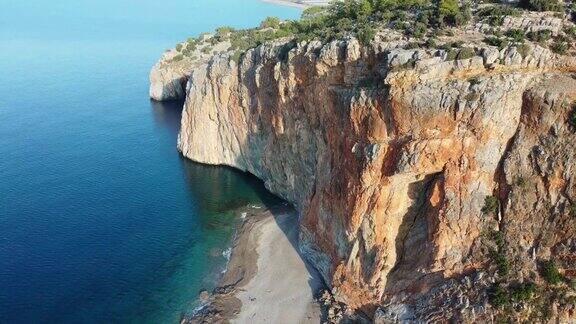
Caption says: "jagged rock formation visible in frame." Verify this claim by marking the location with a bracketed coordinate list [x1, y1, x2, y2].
[151, 21, 576, 322]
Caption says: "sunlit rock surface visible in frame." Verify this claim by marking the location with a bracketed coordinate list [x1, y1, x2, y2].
[152, 27, 576, 321]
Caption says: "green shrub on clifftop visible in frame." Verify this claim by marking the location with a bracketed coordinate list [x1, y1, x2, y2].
[438, 0, 471, 27]
[505, 29, 526, 43]
[457, 47, 475, 60]
[484, 36, 510, 49]
[527, 29, 552, 43]
[174, 0, 575, 65]
[519, 0, 563, 12]
[261, 16, 281, 29]
[478, 5, 521, 26]
[214, 0, 473, 57]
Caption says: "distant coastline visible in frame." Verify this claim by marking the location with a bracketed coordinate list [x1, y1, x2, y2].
[261, 0, 328, 9]
[261, 0, 309, 8]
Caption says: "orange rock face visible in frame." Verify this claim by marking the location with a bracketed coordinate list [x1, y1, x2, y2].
[152, 36, 576, 319]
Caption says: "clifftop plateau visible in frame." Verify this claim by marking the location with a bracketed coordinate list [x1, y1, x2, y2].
[151, 1, 576, 322]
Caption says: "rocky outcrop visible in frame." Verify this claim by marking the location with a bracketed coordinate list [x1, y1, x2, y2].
[150, 36, 231, 101]
[152, 30, 576, 320]
[149, 53, 191, 101]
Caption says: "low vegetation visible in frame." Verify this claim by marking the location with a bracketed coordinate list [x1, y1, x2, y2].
[477, 4, 521, 26]
[489, 280, 539, 309]
[551, 35, 570, 54]
[483, 36, 509, 50]
[482, 195, 499, 215]
[489, 283, 510, 308]
[541, 260, 563, 284]
[510, 281, 537, 301]
[485, 228, 574, 322]
[505, 28, 526, 44]
[519, 0, 564, 12]
[527, 29, 553, 43]
[570, 103, 576, 130]
[169, 0, 575, 64]
[170, 0, 476, 63]
[485, 229, 509, 277]
[514, 175, 529, 188]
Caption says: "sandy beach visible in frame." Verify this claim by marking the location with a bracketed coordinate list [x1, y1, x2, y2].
[186, 204, 325, 323]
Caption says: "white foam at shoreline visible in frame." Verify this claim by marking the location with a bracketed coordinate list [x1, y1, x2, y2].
[222, 247, 232, 260]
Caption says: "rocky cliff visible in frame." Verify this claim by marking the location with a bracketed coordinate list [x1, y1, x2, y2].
[151, 15, 576, 322]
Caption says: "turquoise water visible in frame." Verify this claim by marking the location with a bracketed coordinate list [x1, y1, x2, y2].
[0, 1, 300, 322]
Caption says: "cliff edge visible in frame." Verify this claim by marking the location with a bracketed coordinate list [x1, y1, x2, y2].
[151, 2, 576, 322]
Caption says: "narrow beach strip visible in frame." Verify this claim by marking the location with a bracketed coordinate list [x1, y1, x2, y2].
[185, 204, 325, 323]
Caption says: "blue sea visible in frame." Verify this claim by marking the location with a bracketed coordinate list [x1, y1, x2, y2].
[0, 0, 300, 322]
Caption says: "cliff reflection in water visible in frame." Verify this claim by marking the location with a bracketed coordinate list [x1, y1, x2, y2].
[150, 99, 281, 229]
[150, 99, 185, 140]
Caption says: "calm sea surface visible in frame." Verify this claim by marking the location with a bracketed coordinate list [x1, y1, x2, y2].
[0, 1, 300, 322]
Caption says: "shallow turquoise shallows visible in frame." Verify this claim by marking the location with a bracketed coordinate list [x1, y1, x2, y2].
[0, 1, 300, 322]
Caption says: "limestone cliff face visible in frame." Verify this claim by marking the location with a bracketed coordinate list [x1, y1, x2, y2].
[152, 35, 576, 319]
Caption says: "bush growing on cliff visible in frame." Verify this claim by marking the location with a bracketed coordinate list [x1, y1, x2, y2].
[216, 26, 235, 37]
[510, 282, 537, 301]
[485, 229, 509, 277]
[527, 29, 553, 43]
[563, 25, 576, 39]
[182, 43, 196, 56]
[490, 281, 538, 310]
[261, 16, 281, 29]
[437, 0, 471, 27]
[221, 0, 473, 53]
[407, 22, 428, 38]
[482, 196, 500, 215]
[489, 283, 510, 308]
[357, 23, 376, 44]
[492, 250, 510, 276]
[568, 103, 576, 129]
[457, 47, 476, 60]
[517, 43, 532, 58]
[541, 260, 563, 284]
[230, 50, 242, 64]
[488, 230, 506, 251]
[505, 28, 526, 44]
[551, 39, 569, 54]
[483, 36, 510, 49]
[201, 46, 212, 54]
[519, 0, 563, 12]
[478, 4, 521, 26]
